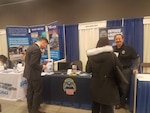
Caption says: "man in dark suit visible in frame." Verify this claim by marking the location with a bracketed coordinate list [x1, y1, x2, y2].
[23, 38, 49, 113]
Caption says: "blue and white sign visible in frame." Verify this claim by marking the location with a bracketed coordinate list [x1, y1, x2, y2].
[99, 27, 123, 45]
[99, 27, 123, 40]
[29, 25, 48, 59]
[47, 22, 60, 61]
[6, 26, 30, 61]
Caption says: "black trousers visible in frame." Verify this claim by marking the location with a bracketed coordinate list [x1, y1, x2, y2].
[119, 68, 132, 105]
[0, 104, 1, 112]
[26, 79, 43, 113]
[92, 101, 114, 113]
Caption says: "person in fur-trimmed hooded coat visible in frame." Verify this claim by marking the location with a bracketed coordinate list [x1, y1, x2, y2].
[86, 37, 121, 113]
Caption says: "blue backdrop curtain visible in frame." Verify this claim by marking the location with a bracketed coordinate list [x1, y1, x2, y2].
[107, 19, 122, 27]
[58, 25, 65, 59]
[123, 18, 143, 112]
[124, 18, 143, 61]
[65, 24, 79, 62]
[107, 19, 123, 45]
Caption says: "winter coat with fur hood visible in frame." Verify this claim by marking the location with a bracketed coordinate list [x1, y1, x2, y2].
[86, 45, 120, 105]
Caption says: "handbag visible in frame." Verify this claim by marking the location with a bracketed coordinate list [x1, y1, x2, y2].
[112, 53, 129, 85]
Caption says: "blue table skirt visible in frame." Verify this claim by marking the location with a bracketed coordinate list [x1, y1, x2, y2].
[129, 75, 150, 113]
[42, 74, 92, 109]
[136, 81, 150, 113]
[129, 75, 134, 111]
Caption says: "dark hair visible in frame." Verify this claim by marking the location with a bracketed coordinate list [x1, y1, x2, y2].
[96, 37, 110, 48]
[0, 55, 8, 62]
[39, 37, 49, 44]
[114, 34, 124, 39]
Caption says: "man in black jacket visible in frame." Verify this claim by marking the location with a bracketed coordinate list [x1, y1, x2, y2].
[113, 34, 140, 109]
[23, 38, 49, 113]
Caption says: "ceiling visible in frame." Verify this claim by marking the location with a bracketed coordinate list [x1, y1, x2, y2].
[0, 0, 33, 6]
[0, 0, 150, 28]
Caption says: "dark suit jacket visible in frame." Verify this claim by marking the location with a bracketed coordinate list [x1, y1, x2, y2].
[23, 43, 43, 80]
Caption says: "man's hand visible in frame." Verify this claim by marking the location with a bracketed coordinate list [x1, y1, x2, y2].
[42, 65, 47, 70]
[133, 69, 138, 75]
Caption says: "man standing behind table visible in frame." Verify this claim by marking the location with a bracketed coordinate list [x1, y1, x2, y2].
[23, 38, 49, 113]
[113, 34, 140, 109]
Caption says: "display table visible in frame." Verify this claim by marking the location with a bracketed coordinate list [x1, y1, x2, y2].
[136, 74, 150, 113]
[0, 70, 27, 101]
[0, 70, 92, 109]
[42, 73, 92, 109]
[129, 74, 150, 113]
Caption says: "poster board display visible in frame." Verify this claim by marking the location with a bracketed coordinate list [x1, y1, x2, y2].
[29, 25, 48, 59]
[99, 27, 123, 45]
[47, 22, 60, 61]
[6, 26, 30, 62]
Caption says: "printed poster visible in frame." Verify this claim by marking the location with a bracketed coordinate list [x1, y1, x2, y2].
[6, 26, 30, 61]
[29, 25, 48, 59]
[47, 22, 60, 61]
[99, 27, 123, 45]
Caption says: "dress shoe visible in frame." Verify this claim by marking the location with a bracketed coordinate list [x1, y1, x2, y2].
[115, 105, 120, 109]
[120, 104, 129, 109]
[30, 109, 46, 113]
[38, 110, 46, 113]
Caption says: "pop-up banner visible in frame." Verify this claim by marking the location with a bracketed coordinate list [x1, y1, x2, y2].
[47, 22, 60, 61]
[6, 26, 30, 61]
[29, 25, 48, 59]
[99, 27, 123, 45]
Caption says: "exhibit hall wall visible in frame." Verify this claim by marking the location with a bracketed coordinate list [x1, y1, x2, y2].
[0, 29, 8, 57]
[1, 0, 150, 28]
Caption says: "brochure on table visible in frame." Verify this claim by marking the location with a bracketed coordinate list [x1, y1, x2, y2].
[41, 59, 54, 76]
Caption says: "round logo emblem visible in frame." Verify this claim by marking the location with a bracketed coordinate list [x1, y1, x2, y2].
[63, 78, 76, 95]
[121, 50, 125, 54]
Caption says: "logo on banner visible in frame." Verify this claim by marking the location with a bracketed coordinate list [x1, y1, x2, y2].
[0, 82, 17, 91]
[0, 82, 17, 95]
[63, 78, 76, 95]
[20, 80, 27, 87]
[47, 25, 57, 29]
